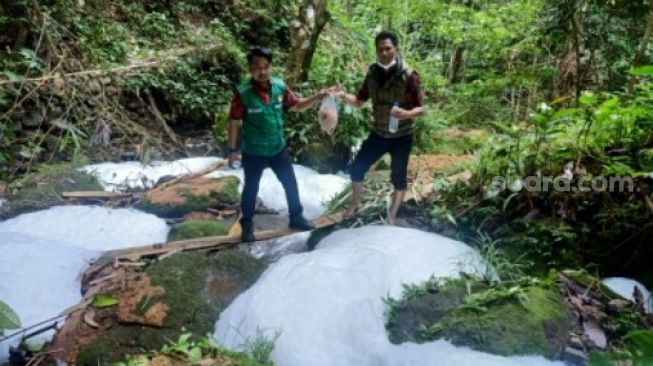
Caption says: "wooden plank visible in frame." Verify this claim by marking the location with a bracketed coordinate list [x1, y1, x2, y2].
[104, 211, 346, 260]
[62, 191, 132, 199]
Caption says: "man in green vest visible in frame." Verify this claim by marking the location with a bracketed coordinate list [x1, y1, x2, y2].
[227, 47, 329, 242]
[333, 31, 424, 224]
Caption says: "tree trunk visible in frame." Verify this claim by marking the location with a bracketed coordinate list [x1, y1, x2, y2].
[446, 45, 465, 84]
[286, 0, 330, 85]
[629, 0, 653, 92]
[570, 0, 583, 101]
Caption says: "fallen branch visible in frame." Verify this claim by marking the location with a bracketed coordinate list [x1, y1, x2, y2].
[25, 349, 64, 366]
[147, 160, 226, 194]
[62, 191, 133, 199]
[143, 90, 184, 150]
[0, 44, 222, 85]
[0, 61, 160, 86]
[0, 316, 66, 343]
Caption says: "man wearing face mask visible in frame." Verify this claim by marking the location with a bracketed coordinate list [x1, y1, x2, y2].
[227, 47, 329, 242]
[333, 31, 424, 224]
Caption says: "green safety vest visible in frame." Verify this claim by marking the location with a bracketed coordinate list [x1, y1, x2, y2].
[238, 77, 286, 156]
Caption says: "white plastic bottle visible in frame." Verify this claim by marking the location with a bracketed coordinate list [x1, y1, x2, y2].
[388, 101, 399, 133]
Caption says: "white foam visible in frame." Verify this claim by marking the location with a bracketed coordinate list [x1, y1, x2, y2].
[603, 277, 652, 313]
[0, 205, 169, 250]
[214, 226, 561, 366]
[0, 233, 95, 361]
[82, 157, 222, 191]
[84, 158, 348, 220]
[0, 205, 170, 362]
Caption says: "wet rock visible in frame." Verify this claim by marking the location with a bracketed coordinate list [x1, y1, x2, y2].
[582, 319, 607, 349]
[0, 166, 103, 219]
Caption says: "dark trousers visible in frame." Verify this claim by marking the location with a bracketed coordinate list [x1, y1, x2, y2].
[241, 147, 303, 223]
[350, 132, 413, 190]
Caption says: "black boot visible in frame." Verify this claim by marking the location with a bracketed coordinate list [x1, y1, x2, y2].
[289, 215, 315, 231]
[240, 218, 255, 242]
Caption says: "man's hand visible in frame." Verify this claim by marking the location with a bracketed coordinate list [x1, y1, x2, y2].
[390, 107, 413, 120]
[318, 88, 330, 99]
[330, 84, 345, 98]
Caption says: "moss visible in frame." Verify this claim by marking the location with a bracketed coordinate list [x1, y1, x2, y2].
[437, 286, 574, 357]
[76, 250, 266, 366]
[387, 278, 486, 344]
[135, 176, 240, 218]
[167, 219, 230, 241]
[0, 167, 103, 219]
[212, 175, 240, 205]
[387, 279, 575, 359]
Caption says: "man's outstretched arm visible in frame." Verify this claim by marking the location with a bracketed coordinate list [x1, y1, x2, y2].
[289, 88, 330, 111]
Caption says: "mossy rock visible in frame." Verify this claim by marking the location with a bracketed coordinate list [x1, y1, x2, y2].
[0, 168, 103, 219]
[387, 279, 485, 344]
[135, 176, 240, 218]
[76, 250, 266, 366]
[167, 219, 230, 241]
[387, 279, 576, 359]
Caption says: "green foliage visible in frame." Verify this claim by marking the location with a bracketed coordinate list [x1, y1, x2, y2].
[607, 310, 648, 338]
[240, 328, 281, 365]
[589, 330, 653, 366]
[431, 79, 653, 274]
[429, 205, 457, 231]
[160, 333, 205, 363]
[72, 15, 130, 65]
[114, 332, 275, 366]
[471, 231, 530, 283]
[92, 294, 119, 309]
[325, 171, 393, 223]
[0, 299, 21, 331]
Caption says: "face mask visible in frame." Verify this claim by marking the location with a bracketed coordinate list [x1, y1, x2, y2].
[377, 57, 397, 70]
